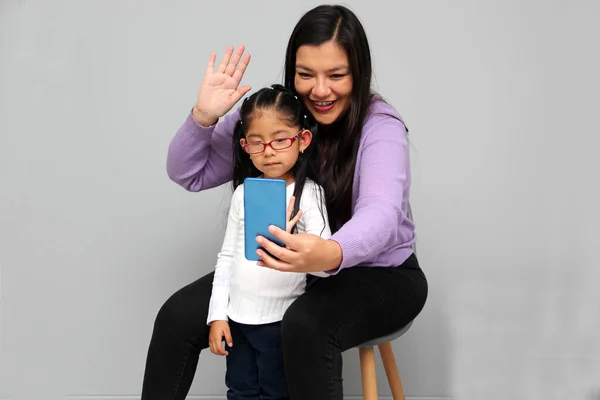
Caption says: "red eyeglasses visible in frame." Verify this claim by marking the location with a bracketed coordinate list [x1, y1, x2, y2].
[242, 130, 302, 155]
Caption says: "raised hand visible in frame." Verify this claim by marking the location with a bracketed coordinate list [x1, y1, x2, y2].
[192, 45, 252, 127]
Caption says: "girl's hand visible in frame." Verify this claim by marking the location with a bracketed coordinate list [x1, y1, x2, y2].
[286, 196, 302, 233]
[193, 45, 252, 127]
[208, 320, 233, 356]
[255, 226, 343, 274]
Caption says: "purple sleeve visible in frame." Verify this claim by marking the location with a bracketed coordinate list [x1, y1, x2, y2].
[329, 117, 410, 270]
[166, 109, 240, 191]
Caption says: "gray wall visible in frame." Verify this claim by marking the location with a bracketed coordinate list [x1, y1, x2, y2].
[1, 0, 599, 399]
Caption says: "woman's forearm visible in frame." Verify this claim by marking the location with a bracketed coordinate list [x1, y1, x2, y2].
[166, 109, 240, 191]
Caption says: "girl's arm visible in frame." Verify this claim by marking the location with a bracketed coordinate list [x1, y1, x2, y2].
[166, 109, 240, 192]
[206, 186, 242, 324]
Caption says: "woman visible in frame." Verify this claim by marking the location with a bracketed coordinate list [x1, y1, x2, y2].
[142, 5, 428, 400]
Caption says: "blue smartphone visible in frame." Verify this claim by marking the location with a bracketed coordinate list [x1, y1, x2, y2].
[243, 177, 287, 261]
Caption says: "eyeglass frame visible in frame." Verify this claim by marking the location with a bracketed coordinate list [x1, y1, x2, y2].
[241, 130, 304, 155]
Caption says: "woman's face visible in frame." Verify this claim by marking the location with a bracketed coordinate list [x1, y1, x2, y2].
[294, 40, 353, 126]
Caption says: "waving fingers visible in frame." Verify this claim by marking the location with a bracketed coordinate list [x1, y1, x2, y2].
[232, 52, 250, 85]
[225, 45, 246, 76]
[216, 46, 234, 74]
[205, 51, 217, 76]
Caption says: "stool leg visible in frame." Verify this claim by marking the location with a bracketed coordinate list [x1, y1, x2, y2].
[359, 346, 378, 400]
[378, 342, 406, 400]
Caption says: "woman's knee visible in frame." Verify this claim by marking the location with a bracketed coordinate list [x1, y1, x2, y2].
[153, 273, 214, 336]
[281, 297, 327, 346]
[153, 290, 189, 335]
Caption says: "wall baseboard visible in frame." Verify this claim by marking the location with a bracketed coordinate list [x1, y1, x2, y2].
[67, 396, 451, 400]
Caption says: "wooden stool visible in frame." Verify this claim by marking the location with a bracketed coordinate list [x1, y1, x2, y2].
[357, 321, 413, 400]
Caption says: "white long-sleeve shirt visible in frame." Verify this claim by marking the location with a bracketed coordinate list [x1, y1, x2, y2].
[207, 179, 331, 325]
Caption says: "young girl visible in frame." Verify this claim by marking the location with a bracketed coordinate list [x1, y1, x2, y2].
[206, 84, 330, 400]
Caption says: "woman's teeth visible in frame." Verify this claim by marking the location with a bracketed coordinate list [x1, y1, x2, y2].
[314, 101, 334, 106]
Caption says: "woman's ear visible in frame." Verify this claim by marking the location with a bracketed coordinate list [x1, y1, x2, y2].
[240, 138, 246, 147]
[298, 129, 313, 152]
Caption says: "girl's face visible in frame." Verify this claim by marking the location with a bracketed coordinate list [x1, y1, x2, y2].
[240, 110, 312, 185]
[294, 40, 353, 126]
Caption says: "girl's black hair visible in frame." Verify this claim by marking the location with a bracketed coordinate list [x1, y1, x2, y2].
[232, 84, 325, 233]
[284, 5, 374, 231]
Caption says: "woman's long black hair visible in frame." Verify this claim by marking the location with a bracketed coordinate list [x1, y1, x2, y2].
[284, 5, 374, 232]
[231, 84, 325, 232]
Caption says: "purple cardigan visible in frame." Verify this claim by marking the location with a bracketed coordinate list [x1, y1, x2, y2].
[166, 98, 416, 272]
